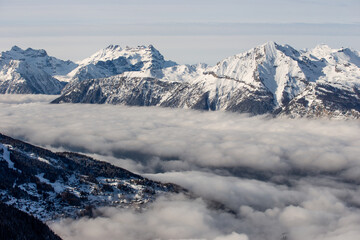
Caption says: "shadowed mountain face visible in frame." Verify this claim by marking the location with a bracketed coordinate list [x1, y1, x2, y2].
[0, 133, 184, 221]
[0, 202, 62, 240]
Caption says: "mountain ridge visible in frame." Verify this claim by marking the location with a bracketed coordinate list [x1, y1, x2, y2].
[1, 42, 359, 118]
[52, 42, 360, 119]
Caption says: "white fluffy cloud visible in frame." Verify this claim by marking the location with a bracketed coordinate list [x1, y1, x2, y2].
[1, 95, 359, 176]
[1, 95, 360, 240]
[50, 195, 249, 240]
[146, 171, 302, 210]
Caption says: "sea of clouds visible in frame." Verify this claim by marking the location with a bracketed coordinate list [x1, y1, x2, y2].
[0, 95, 359, 240]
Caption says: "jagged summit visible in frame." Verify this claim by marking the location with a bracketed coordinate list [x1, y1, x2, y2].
[106, 44, 121, 49]
[24, 48, 47, 57]
[1, 46, 77, 75]
[77, 44, 123, 65]
[307, 44, 360, 65]
[2, 46, 48, 59]
[0, 46, 78, 94]
[77, 44, 174, 67]
[63, 44, 177, 89]
[10, 45, 22, 51]
[261, 40, 277, 51]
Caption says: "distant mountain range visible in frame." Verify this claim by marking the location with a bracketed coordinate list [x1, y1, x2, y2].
[1, 42, 359, 118]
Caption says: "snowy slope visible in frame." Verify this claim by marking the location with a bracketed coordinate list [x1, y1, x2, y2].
[0, 60, 65, 94]
[278, 82, 360, 119]
[0, 133, 183, 221]
[276, 45, 360, 118]
[202, 42, 309, 108]
[0, 46, 77, 94]
[304, 44, 360, 86]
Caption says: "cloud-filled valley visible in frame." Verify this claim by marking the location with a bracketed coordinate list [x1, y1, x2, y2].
[0, 95, 360, 240]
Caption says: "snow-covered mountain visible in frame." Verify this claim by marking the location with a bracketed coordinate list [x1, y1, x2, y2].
[0, 46, 77, 94]
[0, 133, 184, 221]
[53, 42, 360, 118]
[62, 44, 177, 91]
[1, 42, 359, 118]
[275, 44, 360, 118]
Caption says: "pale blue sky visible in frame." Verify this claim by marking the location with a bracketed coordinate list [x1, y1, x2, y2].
[0, 0, 359, 64]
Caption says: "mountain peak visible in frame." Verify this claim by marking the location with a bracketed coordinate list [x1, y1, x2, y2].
[311, 44, 334, 55]
[0, 46, 78, 92]
[77, 44, 174, 68]
[148, 44, 157, 50]
[262, 41, 278, 48]
[25, 47, 48, 57]
[105, 44, 122, 51]
[145, 44, 163, 58]
[67, 44, 177, 86]
[5, 46, 49, 58]
[262, 41, 279, 58]
[10, 45, 22, 52]
[314, 43, 332, 49]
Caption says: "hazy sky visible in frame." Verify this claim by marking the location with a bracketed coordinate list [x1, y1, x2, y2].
[0, 0, 359, 64]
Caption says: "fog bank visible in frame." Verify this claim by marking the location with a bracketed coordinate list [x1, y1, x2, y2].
[1, 95, 359, 240]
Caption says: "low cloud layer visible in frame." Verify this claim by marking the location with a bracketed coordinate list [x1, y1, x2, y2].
[50, 195, 249, 240]
[1, 95, 359, 176]
[1, 95, 360, 240]
[147, 171, 360, 240]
